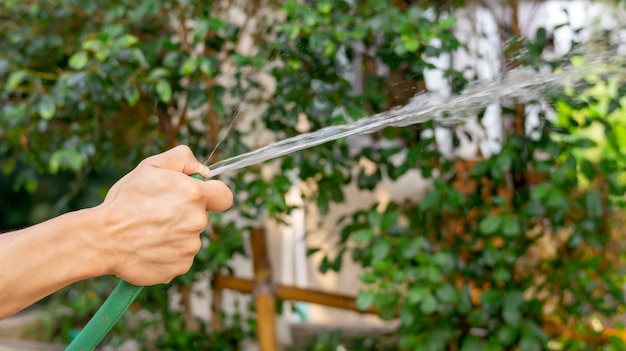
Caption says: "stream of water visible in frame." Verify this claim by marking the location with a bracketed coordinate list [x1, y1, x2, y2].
[208, 55, 623, 177]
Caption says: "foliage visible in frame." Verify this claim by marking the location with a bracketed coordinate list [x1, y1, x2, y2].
[2, 0, 626, 350]
[289, 330, 399, 351]
[282, 2, 626, 351]
[1, 0, 258, 347]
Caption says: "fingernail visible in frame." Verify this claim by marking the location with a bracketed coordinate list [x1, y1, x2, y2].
[200, 165, 211, 178]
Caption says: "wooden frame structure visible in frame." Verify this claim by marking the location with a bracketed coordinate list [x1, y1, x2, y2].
[211, 227, 378, 350]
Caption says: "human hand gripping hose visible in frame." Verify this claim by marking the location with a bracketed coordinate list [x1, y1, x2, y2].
[65, 173, 207, 351]
[65, 64, 596, 350]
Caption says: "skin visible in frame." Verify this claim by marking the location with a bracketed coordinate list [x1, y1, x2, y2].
[0, 145, 233, 319]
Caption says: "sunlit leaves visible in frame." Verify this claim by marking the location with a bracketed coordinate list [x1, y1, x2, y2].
[124, 85, 140, 107]
[501, 216, 522, 237]
[352, 228, 375, 244]
[478, 216, 501, 235]
[37, 95, 56, 120]
[356, 289, 376, 310]
[155, 80, 172, 103]
[502, 290, 524, 327]
[5, 70, 26, 91]
[49, 149, 84, 173]
[68, 51, 88, 70]
[180, 57, 198, 76]
[116, 34, 139, 48]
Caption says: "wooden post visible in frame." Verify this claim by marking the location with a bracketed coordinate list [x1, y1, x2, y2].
[213, 275, 380, 315]
[210, 278, 223, 332]
[250, 227, 278, 351]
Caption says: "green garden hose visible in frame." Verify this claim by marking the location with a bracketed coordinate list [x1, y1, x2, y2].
[65, 281, 143, 351]
[65, 173, 205, 351]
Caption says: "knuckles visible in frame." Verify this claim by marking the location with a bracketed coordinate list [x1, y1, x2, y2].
[186, 212, 210, 233]
[172, 256, 195, 277]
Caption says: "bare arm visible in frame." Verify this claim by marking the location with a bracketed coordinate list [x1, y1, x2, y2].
[0, 145, 233, 319]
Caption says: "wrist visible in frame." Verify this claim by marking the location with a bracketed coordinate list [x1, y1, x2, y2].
[69, 206, 116, 279]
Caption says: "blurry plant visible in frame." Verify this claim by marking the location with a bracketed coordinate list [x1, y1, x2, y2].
[287, 2, 626, 351]
[290, 330, 399, 351]
[1, 0, 261, 347]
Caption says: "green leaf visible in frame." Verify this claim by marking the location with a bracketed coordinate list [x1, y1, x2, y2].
[206, 17, 228, 31]
[356, 290, 376, 310]
[522, 199, 546, 217]
[81, 38, 101, 51]
[38, 95, 56, 120]
[586, 191, 603, 218]
[319, 256, 331, 273]
[68, 51, 88, 70]
[579, 159, 596, 180]
[495, 148, 514, 172]
[406, 287, 429, 305]
[149, 67, 170, 79]
[49, 149, 83, 173]
[359, 271, 377, 284]
[353, 228, 374, 244]
[399, 305, 415, 326]
[599, 159, 617, 173]
[470, 161, 490, 177]
[358, 168, 380, 190]
[493, 267, 511, 282]
[420, 292, 437, 314]
[372, 258, 392, 275]
[117, 34, 139, 47]
[522, 320, 549, 342]
[6, 70, 26, 91]
[181, 57, 198, 76]
[381, 210, 398, 231]
[419, 190, 440, 210]
[438, 16, 457, 29]
[480, 290, 503, 304]
[432, 252, 454, 272]
[497, 325, 519, 346]
[502, 290, 524, 327]
[317, 190, 329, 215]
[372, 240, 392, 260]
[367, 210, 382, 229]
[124, 85, 140, 107]
[458, 286, 472, 314]
[199, 57, 214, 76]
[530, 183, 552, 200]
[519, 332, 541, 351]
[330, 252, 343, 271]
[573, 137, 597, 148]
[156, 80, 172, 103]
[130, 48, 148, 68]
[306, 247, 321, 256]
[546, 191, 569, 212]
[460, 336, 485, 351]
[402, 237, 429, 259]
[435, 284, 457, 304]
[478, 216, 501, 235]
[501, 217, 521, 237]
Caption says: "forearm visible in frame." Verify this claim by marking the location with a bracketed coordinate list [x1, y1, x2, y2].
[0, 146, 232, 320]
[0, 208, 109, 319]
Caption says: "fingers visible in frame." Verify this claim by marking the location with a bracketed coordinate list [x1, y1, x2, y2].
[146, 145, 210, 178]
[144, 145, 233, 211]
[203, 180, 234, 211]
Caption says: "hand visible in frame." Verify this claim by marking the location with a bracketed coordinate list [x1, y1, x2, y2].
[95, 145, 233, 285]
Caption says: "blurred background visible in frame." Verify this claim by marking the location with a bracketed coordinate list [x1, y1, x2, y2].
[1, 0, 626, 350]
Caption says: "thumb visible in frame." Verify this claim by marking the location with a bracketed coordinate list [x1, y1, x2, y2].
[145, 145, 210, 178]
